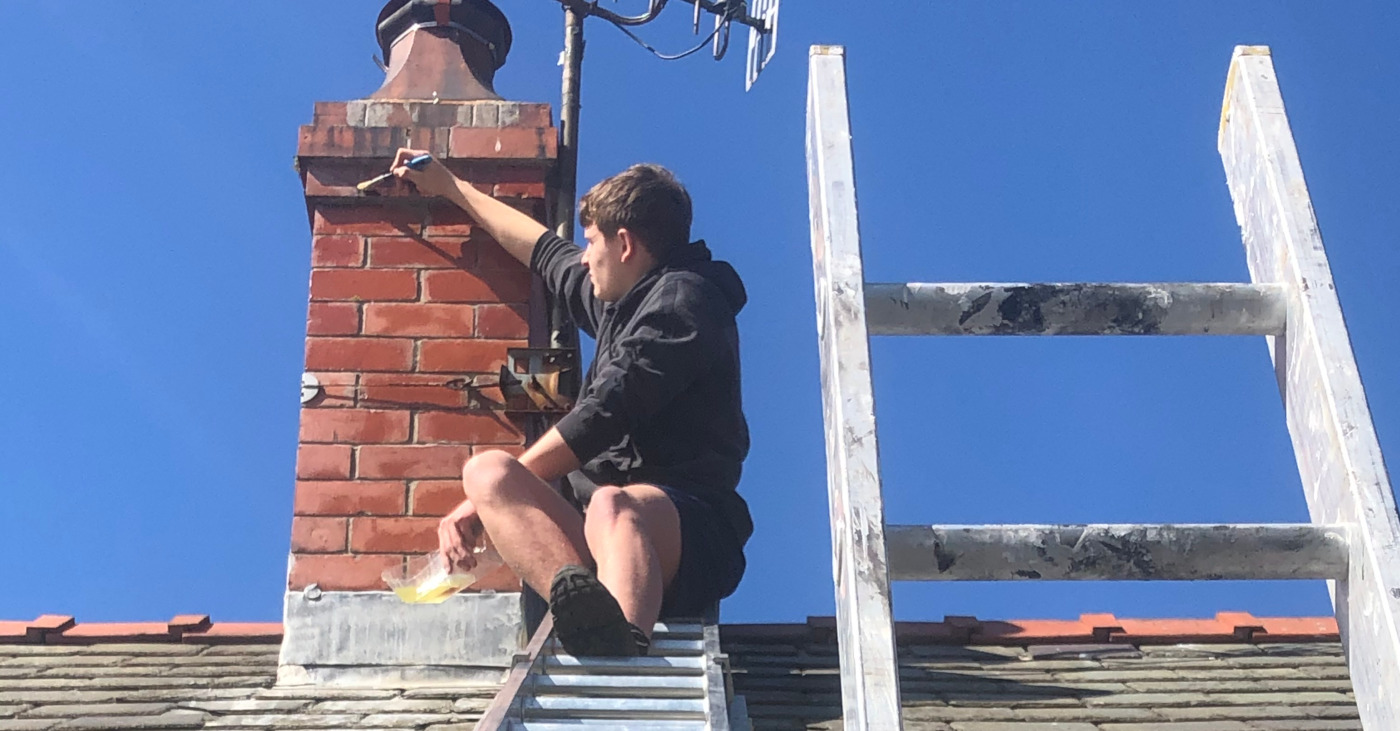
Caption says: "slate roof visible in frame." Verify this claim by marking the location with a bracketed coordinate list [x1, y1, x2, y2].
[0, 613, 1362, 731]
[0, 641, 494, 730]
[724, 615, 1361, 731]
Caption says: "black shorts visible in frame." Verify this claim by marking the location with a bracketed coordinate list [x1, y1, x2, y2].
[657, 486, 747, 619]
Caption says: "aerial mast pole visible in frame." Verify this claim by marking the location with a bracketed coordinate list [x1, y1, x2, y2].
[549, 4, 586, 351]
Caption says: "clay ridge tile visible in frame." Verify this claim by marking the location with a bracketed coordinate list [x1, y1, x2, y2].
[720, 612, 1340, 646]
[0, 614, 282, 645]
[6, 611, 1339, 646]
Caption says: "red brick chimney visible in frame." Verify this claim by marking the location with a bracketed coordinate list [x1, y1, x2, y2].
[280, 0, 556, 684]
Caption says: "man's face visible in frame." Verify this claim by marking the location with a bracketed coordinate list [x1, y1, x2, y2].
[580, 224, 627, 301]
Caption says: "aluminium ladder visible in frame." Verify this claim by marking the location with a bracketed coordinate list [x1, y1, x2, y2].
[474, 614, 749, 730]
[806, 44, 1400, 730]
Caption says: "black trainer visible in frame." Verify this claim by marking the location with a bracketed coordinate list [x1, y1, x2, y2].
[549, 565, 638, 657]
[629, 623, 652, 656]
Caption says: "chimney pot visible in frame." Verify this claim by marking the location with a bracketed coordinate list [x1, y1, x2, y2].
[372, 0, 513, 101]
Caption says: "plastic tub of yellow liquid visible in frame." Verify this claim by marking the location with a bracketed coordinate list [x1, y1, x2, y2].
[383, 547, 503, 604]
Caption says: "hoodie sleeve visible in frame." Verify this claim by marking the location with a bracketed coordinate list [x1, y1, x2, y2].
[553, 277, 729, 465]
[530, 231, 605, 337]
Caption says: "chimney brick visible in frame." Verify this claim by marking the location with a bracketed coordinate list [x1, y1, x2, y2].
[350, 517, 440, 553]
[367, 237, 473, 269]
[294, 481, 406, 516]
[299, 410, 411, 444]
[409, 480, 470, 516]
[362, 303, 477, 337]
[475, 304, 529, 339]
[288, 554, 401, 592]
[311, 235, 365, 267]
[291, 517, 349, 553]
[306, 303, 361, 336]
[290, 94, 556, 593]
[356, 445, 476, 480]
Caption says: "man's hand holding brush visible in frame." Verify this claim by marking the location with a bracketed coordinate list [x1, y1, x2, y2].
[385, 148, 549, 262]
[388, 150, 462, 200]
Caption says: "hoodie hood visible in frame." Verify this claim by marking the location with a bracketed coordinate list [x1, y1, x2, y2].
[667, 239, 748, 315]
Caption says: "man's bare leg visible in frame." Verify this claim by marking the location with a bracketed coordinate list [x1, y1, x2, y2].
[460, 450, 590, 598]
[584, 485, 683, 639]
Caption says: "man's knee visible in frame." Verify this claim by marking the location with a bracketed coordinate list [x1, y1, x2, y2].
[461, 450, 521, 504]
[586, 486, 641, 528]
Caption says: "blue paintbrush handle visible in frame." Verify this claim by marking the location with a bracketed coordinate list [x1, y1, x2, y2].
[405, 154, 433, 170]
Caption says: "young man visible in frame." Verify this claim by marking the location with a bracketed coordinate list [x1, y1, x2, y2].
[391, 149, 751, 657]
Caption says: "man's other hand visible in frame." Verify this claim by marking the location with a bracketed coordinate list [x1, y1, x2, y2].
[392, 148, 462, 200]
[438, 498, 482, 569]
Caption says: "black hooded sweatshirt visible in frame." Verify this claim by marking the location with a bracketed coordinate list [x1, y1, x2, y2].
[531, 231, 753, 545]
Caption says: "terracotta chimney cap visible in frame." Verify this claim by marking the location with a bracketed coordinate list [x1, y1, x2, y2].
[376, 0, 512, 70]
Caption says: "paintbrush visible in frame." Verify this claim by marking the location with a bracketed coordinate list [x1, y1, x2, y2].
[357, 153, 433, 192]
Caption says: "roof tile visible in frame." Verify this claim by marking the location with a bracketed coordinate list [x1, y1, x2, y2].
[49, 709, 206, 730]
[21, 705, 173, 719]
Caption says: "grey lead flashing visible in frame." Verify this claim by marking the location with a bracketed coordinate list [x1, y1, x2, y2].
[278, 590, 523, 688]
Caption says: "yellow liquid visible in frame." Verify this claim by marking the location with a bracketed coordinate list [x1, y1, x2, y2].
[392, 574, 473, 604]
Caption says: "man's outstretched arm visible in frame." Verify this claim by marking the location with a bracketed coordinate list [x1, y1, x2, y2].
[392, 148, 605, 336]
[391, 148, 546, 267]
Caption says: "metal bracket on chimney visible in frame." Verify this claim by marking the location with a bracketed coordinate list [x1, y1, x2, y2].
[500, 347, 577, 413]
[440, 348, 578, 413]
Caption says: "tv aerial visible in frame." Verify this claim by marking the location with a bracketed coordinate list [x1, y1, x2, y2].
[558, 0, 780, 89]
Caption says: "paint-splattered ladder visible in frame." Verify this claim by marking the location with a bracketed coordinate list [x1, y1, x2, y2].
[805, 44, 1400, 731]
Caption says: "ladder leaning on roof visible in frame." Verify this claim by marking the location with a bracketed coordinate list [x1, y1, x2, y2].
[473, 613, 749, 730]
[805, 44, 1400, 730]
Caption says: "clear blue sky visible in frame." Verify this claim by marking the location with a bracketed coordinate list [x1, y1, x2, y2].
[1, 2, 1396, 625]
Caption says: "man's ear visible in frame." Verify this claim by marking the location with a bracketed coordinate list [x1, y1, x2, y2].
[616, 228, 639, 264]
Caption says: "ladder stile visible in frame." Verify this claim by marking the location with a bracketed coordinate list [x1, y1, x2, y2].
[702, 623, 731, 731]
[805, 44, 903, 730]
[1220, 45, 1400, 730]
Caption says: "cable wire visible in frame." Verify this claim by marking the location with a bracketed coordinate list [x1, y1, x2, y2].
[610, 19, 725, 60]
[569, 0, 742, 61]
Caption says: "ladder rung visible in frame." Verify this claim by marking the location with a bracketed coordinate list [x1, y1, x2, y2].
[529, 673, 706, 698]
[886, 523, 1348, 581]
[542, 655, 706, 675]
[545, 638, 704, 656]
[651, 621, 704, 639]
[521, 695, 707, 720]
[865, 282, 1286, 336]
[504, 714, 705, 722]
